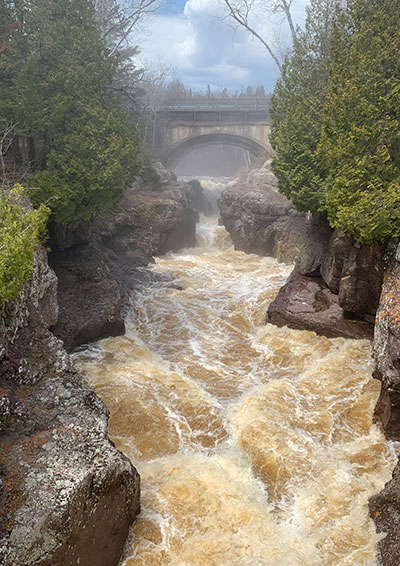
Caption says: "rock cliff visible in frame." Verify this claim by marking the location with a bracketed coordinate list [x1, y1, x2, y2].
[49, 164, 202, 351]
[0, 248, 140, 566]
[218, 163, 308, 264]
[369, 241, 400, 565]
[371, 242, 400, 438]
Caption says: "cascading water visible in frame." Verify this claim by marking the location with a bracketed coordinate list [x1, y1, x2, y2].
[74, 179, 397, 566]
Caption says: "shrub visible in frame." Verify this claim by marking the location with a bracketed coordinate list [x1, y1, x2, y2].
[0, 185, 49, 303]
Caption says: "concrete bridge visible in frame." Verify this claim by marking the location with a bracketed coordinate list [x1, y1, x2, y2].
[155, 98, 272, 169]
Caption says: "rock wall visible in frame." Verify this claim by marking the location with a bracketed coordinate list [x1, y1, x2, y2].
[49, 164, 203, 351]
[369, 241, 400, 566]
[218, 163, 308, 264]
[0, 248, 140, 566]
[267, 214, 385, 339]
[371, 242, 400, 437]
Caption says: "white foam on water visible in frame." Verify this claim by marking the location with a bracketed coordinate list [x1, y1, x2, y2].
[74, 178, 397, 566]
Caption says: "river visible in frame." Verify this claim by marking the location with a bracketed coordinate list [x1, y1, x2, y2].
[74, 178, 396, 566]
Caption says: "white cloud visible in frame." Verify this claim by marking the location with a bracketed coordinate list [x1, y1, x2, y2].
[136, 0, 308, 92]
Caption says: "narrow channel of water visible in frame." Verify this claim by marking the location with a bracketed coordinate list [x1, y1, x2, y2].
[74, 179, 397, 566]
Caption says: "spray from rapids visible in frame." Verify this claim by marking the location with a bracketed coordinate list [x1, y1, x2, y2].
[74, 178, 397, 566]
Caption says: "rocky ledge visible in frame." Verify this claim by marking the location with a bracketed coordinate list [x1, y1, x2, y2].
[267, 215, 384, 339]
[0, 248, 140, 566]
[218, 162, 308, 264]
[267, 271, 373, 340]
[49, 164, 203, 351]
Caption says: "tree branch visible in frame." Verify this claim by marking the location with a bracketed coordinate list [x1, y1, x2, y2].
[0, 122, 17, 188]
[222, 0, 283, 71]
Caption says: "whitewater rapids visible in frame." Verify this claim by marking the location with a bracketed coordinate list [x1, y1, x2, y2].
[74, 178, 396, 566]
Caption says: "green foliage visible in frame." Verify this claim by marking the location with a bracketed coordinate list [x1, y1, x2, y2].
[270, 0, 340, 214]
[136, 201, 157, 221]
[1, 0, 141, 224]
[0, 185, 49, 303]
[271, 0, 400, 243]
[319, 0, 400, 242]
[139, 157, 161, 185]
[32, 105, 140, 223]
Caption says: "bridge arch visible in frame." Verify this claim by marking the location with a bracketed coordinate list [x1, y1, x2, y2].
[161, 132, 271, 170]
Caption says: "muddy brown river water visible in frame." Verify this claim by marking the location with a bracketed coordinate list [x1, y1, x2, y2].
[75, 180, 397, 566]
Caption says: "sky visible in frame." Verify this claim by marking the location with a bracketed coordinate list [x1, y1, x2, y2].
[135, 0, 308, 94]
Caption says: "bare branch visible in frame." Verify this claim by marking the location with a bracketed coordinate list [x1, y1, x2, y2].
[95, 0, 161, 58]
[0, 122, 17, 188]
[222, 0, 282, 70]
[281, 0, 297, 43]
[221, 0, 299, 69]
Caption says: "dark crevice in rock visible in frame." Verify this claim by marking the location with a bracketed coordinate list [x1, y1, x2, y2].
[49, 163, 205, 352]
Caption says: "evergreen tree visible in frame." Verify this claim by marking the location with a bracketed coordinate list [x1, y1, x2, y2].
[319, 0, 400, 242]
[255, 85, 266, 98]
[0, 0, 27, 124]
[93, 0, 146, 113]
[1, 0, 140, 224]
[270, 0, 340, 213]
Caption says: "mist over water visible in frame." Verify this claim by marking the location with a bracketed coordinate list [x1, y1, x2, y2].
[174, 145, 256, 177]
[74, 179, 397, 566]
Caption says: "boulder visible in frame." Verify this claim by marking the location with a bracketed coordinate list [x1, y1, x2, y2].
[267, 271, 373, 340]
[218, 175, 307, 264]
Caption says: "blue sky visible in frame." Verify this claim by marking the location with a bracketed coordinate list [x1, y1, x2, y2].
[135, 0, 308, 93]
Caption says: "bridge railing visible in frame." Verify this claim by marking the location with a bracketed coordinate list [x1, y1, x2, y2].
[152, 97, 270, 112]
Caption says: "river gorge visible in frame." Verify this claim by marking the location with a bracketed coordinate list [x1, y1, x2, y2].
[72, 179, 397, 566]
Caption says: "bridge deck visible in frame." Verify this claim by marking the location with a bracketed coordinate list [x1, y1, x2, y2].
[155, 96, 270, 111]
[154, 97, 270, 123]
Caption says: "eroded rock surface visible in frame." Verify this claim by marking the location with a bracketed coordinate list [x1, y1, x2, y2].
[369, 242, 400, 565]
[369, 461, 400, 566]
[50, 164, 203, 351]
[267, 271, 373, 339]
[368, 243, 400, 566]
[0, 248, 140, 565]
[218, 164, 307, 264]
[268, 214, 385, 338]
[372, 243, 400, 434]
